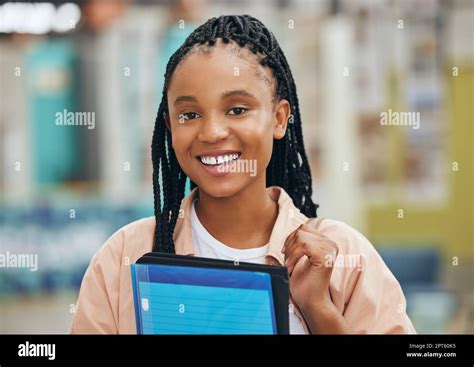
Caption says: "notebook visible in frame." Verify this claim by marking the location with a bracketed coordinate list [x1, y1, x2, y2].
[131, 252, 289, 334]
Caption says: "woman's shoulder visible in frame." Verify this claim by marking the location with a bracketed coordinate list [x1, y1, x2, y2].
[315, 218, 380, 258]
[90, 216, 156, 268]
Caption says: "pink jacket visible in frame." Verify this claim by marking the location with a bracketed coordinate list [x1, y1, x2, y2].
[69, 186, 416, 334]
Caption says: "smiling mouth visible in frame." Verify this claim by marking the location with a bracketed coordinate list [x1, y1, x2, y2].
[197, 152, 241, 166]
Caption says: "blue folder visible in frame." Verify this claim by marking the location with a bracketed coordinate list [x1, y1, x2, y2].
[131, 253, 289, 335]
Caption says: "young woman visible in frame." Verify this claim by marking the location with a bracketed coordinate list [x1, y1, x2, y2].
[70, 15, 416, 334]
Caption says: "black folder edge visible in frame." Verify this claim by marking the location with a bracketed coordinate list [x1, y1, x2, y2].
[135, 252, 290, 335]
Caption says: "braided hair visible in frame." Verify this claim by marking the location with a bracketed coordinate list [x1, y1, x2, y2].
[152, 15, 318, 253]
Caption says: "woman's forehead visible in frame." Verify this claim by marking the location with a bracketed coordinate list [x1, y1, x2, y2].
[169, 40, 276, 95]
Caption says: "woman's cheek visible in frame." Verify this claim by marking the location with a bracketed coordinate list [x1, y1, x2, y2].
[260, 134, 275, 172]
[236, 125, 273, 177]
[171, 129, 195, 170]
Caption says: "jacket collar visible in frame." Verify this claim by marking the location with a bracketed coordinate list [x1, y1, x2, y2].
[173, 186, 308, 265]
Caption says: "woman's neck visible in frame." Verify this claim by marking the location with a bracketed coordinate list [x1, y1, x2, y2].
[194, 179, 278, 250]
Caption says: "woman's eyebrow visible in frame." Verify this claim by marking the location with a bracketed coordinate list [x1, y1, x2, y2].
[221, 89, 256, 99]
[173, 90, 256, 107]
[173, 95, 198, 106]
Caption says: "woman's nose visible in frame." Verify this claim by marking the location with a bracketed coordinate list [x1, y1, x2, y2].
[197, 118, 230, 143]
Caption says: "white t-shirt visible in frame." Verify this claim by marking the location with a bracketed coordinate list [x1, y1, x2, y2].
[191, 199, 307, 334]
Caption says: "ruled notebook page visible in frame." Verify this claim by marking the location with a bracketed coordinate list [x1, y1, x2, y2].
[131, 264, 277, 335]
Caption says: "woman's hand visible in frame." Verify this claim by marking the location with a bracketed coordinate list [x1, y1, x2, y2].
[283, 223, 352, 334]
[283, 223, 337, 308]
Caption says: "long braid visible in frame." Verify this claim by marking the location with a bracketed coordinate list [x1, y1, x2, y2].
[152, 15, 319, 253]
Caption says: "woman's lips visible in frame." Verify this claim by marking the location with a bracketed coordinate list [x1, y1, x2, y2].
[196, 154, 241, 177]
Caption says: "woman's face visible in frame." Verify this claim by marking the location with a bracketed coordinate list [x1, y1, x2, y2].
[166, 41, 290, 198]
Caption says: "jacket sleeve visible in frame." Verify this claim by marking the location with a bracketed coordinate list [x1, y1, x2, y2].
[69, 230, 124, 334]
[325, 220, 417, 334]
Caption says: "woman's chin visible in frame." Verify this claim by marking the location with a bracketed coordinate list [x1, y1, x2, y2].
[196, 179, 246, 199]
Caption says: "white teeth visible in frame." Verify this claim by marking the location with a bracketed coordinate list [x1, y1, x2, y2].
[200, 153, 240, 166]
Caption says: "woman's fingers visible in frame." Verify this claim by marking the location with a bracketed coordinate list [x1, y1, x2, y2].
[285, 241, 325, 273]
[285, 246, 308, 274]
[284, 230, 313, 258]
[282, 227, 299, 254]
[284, 228, 333, 258]
[283, 228, 339, 274]
[282, 224, 324, 253]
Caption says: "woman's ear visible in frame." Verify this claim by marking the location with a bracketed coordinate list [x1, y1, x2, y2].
[273, 99, 291, 140]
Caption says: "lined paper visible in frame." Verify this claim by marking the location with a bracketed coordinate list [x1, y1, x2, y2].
[132, 263, 276, 334]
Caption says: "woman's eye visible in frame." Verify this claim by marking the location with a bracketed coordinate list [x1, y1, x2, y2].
[178, 112, 200, 121]
[227, 107, 248, 116]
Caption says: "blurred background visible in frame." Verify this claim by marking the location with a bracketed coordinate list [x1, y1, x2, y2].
[0, 0, 472, 334]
